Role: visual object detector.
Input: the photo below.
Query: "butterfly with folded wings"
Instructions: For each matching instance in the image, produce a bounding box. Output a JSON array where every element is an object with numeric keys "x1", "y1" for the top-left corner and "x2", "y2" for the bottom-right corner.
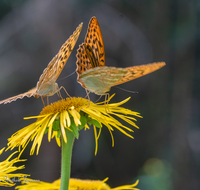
[{"x1": 0, "y1": 22, "x2": 83, "y2": 105}]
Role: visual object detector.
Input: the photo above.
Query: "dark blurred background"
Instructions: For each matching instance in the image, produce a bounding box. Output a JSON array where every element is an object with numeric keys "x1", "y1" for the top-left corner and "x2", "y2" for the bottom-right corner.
[{"x1": 0, "y1": 0, "x2": 199, "y2": 189}]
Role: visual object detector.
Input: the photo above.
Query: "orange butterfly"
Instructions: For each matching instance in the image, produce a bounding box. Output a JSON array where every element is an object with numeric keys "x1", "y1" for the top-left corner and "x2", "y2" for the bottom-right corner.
[
  {"x1": 0, "y1": 22, "x2": 83, "y2": 105},
  {"x1": 76, "y1": 17, "x2": 165, "y2": 95}
]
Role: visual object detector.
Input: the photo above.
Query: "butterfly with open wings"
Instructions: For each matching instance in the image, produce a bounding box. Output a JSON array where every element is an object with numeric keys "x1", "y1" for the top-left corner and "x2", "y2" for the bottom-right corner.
[
  {"x1": 76, "y1": 17, "x2": 165, "y2": 96},
  {"x1": 0, "y1": 22, "x2": 83, "y2": 105}
]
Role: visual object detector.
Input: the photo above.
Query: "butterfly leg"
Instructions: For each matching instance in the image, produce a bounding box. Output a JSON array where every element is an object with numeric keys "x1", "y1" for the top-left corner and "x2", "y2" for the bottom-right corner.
[
  {"x1": 59, "y1": 86, "x2": 71, "y2": 98},
  {"x1": 84, "y1": 89, "x2": 90, "y2": 99},
  {"x1": 104, "y1": 93, "x2": 110, "y2": 104},
  {"x1": 104, "y1": 93, "x2": 110, "y2": 113},
  {"x1": 41, "y1": 97, "x2": 46, "y2": 107},
  {"x1": 47, "y1": 96, "x2": 49, "y2": 105},
  {"x1": 56, "y1": 89, "x2": 63, "y2": 100},
  {"x1": 95, "y1": 95, "x2": 102, "y2": 103},
  {"x1": 84, "y1": 89, "x2": 91, "y2": 107}
]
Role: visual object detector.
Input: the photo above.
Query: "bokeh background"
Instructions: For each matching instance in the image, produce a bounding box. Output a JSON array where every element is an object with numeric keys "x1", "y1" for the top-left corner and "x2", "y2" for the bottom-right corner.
[{"x1": 0, "y1": 0, "x2": 199, "y2": 189}]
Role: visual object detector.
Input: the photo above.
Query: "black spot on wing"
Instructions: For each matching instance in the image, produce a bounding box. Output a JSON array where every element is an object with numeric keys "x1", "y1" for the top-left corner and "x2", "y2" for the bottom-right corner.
[
  {"x1": 99, "y1": 53, "x2": 103, "y2": 58},
  {"x1": 98, "y1": 41, "x2": 103, "y2": 47}
]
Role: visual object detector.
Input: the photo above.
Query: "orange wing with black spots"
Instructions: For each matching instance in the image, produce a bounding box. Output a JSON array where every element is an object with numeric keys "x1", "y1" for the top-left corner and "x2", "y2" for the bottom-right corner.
[
  {"x1": 112, "y1": 62, "x2": 166, "y2": 86},
  {"x1": 0, "y1": 22, "x2": 83, "y2": 104},
  {"x1": 76, "y1": 17, "x2": 165, "y2": 95},
  {"x1": 76, "y1": 17, "x2": 105, "y2": 78},
  {"x1": 37, "y1": 22, "x2": 83, "y2": 92},
  {"x1": 84, "y1": 17, "x2": 105, "y2": 68}
]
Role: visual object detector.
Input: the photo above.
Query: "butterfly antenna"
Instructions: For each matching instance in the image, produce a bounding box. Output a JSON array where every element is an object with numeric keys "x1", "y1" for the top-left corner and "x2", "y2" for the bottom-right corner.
[
  {"x1": 114, "y1": 86, "x2": 138, "y2": 94},
  {"x1": 57, "y1": 70, "x2": 76, "y2": 82}
]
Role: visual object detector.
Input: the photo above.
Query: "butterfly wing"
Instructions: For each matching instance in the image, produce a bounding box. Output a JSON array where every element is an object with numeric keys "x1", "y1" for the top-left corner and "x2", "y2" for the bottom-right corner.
[
  {"x1": 76, "y1": 17, "x2": 165, "y2": 95},
  {"x1": 79, "y1": 66, "x2": 128, "y2": 95},
  {"x1": 112, "y1": 62, "x2": 166, "y2": 86},
  {"x1": 0, "y1": 87, "x2": 37, "y2": 105},
  {"x1": 76, "y1": 17, "x2": 106, "y2": 89},
  {"x1": 78, "y1": 62, "x2": 165, "y2": 95},
  {"x1": 0, "y1": 23, "x2": 83, "y2": 105},
  {"x1": 36, "y1": 22, "x2": 83, "y2": 96},
  {"x1": 84, "y1": 16, "x2": 105, "y2": 68}
]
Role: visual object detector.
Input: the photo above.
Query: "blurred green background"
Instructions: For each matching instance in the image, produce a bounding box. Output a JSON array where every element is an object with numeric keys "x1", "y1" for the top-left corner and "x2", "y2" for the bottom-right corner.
[{"x1": 0, "y1": 0, "x2": 199, "y2": 189}]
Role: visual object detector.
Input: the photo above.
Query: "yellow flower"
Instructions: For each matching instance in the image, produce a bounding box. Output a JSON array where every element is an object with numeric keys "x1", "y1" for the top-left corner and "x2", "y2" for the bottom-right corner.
[
  {"x1": 7, "y1": 95, "x2": 142, "y2": 155},
  {"x1": 0, "y1": 148, "x2": 29, "y2": 187},
  {"x1": 15, "y1": 177, "x2": 140, "y2": 190}
]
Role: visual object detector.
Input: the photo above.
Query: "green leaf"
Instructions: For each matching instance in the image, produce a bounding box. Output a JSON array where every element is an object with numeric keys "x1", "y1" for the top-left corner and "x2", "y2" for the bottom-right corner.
[
  {"x1": 78, "y1": 115, "x2": 87, "y2": 130},
  {"x1": 57, "y1": 130, "x2": 61, "y2": 138},
  {"x1": 70, "y1": 120, "x2": 79, "y2": 139},
  {"x1": 44, "y1": 127, "x2": 49, "y2": 134},
  {"x1": 53, "y1": 119, "x2": 60, "y2": 131},
  {"x1": 88, "y1": 119, "x2": 101, "y2": 128}
]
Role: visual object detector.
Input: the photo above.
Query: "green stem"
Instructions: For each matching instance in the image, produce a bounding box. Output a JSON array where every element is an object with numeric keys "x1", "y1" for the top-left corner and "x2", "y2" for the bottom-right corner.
[{"x1": 60, "y1": 129, "x2": 75, "y2": 190}]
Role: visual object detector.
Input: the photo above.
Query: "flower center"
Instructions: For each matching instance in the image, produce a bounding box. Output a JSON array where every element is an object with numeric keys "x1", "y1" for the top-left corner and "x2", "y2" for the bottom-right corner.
[{"x1": 39, "y1": 97, "x2": 89, "y2": 115}]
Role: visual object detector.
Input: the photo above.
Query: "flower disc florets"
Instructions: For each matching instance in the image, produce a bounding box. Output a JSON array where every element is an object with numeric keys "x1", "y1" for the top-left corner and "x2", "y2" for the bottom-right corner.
[{"x1": 39, "y1": 97, "x2": 88, "y2": 116}]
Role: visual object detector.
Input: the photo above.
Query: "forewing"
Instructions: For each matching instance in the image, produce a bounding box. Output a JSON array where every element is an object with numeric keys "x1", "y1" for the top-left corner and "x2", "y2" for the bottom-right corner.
[
  {"x1": 0, "y1": 87, "x2": 37, "y2": 105},
  {"x1": 112, "y1": 62, "x2": 166, "y2": 86},
  {"x1": 37, "y1": 22, "x2": 83, "y2": 90},
  {"x1": 55, "y1": 22, "x2": 83, "y2": 80},
  {"x1": 76, "y1": 43, "x2": 95, "y2": 83},
  {"x1": 36, "y1": 54, "x2": 58, "y2": 90},
  {"x1": 84, "y1": 17, "x2": 105, "y2": 67},
  {"x1": 76, "y1": 17, "x2": 105, "y2": 87}
]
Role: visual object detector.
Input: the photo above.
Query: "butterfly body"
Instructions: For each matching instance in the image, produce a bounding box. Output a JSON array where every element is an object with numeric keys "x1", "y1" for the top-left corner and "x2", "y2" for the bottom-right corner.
[
  {"x1": 0, "y1": 23, "x2": 83, "y2": 105},
  {"x1": 76, "y1": 17, "x2": 165, "y2": 95}
]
